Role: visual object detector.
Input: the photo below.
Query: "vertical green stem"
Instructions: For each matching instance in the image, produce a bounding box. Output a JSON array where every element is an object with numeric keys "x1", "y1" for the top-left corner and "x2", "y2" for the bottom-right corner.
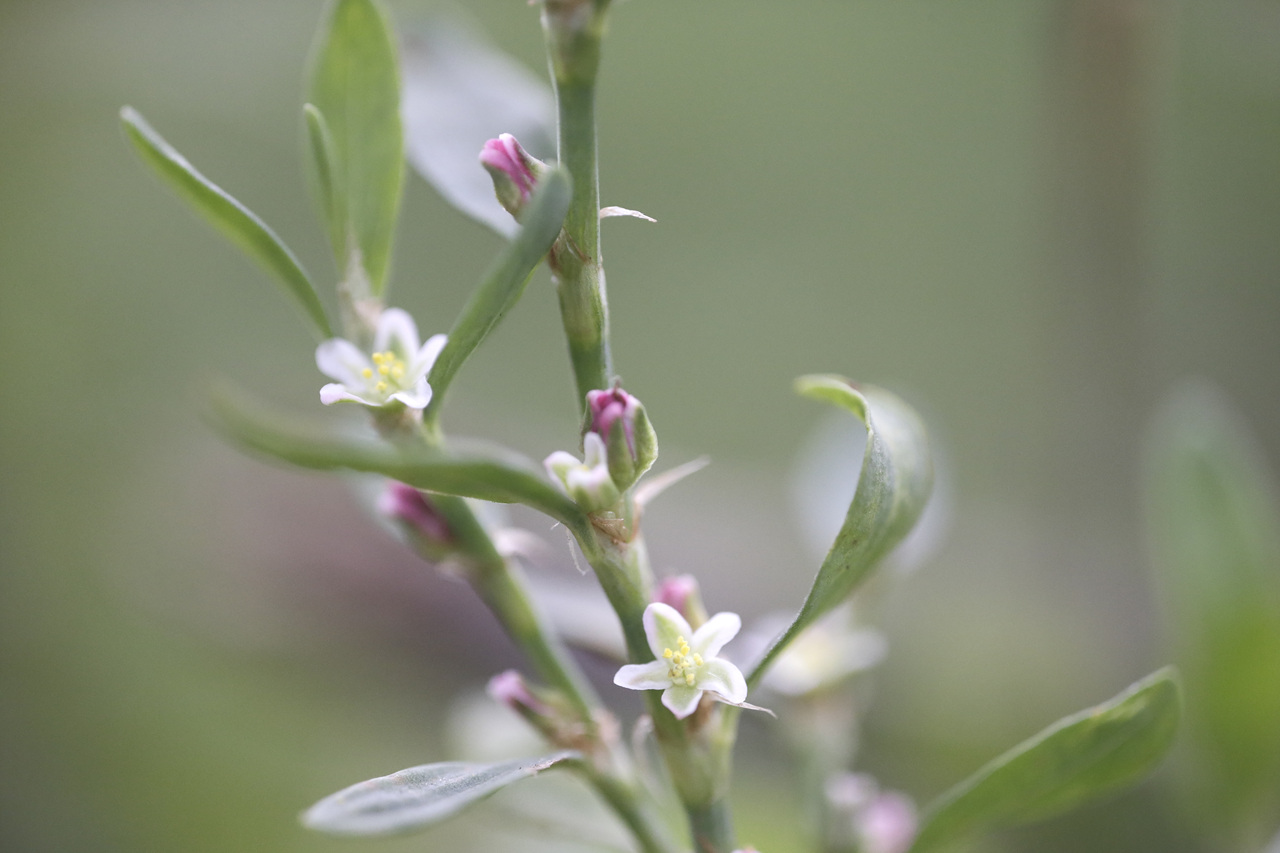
[{"x1": 543, "y1": 1, "x2": 613, "y2": 410}]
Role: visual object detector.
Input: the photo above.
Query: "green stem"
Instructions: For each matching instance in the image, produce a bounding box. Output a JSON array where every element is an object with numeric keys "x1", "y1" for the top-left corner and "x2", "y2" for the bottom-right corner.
[
  {"x1": 687, "y1": 797, "x2": 737, "y2": 853},
  {"x1": 543, "y1": 2, "x2": 613, "y2": 410},
  {"x1": 588, "y1": 769, "x2": 682, "y2": 853}
]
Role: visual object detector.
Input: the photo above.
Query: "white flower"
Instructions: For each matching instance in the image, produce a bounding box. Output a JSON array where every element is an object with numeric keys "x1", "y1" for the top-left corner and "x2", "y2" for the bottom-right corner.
[
  {"x1": 613, "y1": 602, "x2": 748, "y2": 719},
  {"x1": 544, "y1": 432, "x2": 620, "y2": 511},
  {"x1": 315, "y1": 308, "x2": 447, "y2": 410}
]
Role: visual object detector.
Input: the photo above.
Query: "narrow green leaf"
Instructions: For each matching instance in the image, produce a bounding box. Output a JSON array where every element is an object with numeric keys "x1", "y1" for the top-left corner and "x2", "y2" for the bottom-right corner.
[
  {"x1": 308, "y1": 0, "x2": 404, "y2": 295},
  {"x1": 748, "y1": 378, "x2": 932, "y2": 686},
  {"x1": 424, "y1": 167, "x2": 571, "y2": 423},
  {"x1": 1145, "y1": 381, "x2": 1280, "y2": 844},
  {"x1": 119, "y1": 106, "x2": 332, "y2": 339},
  {"x1": 910, "y1": 668, "x2": 1182, "y2": 853},
  {"x1": 302, "y1": 103, "x2": 345, "y2": 263},
  {"x1": 303, "y1": 751, "x2": 582, "y2": 836},
  {"x1": 206, "y1": 386, "x2": 593, "y2": 544}
]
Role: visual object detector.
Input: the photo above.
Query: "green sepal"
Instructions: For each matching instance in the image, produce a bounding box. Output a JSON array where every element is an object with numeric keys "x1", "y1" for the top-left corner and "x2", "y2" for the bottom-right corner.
[
  {"x1": 748, "y1": 377, "x2": 932, "y2": 687},
  {"x1": 909, "y1": 668, "x2": 1182, "y2": 852},
  {"x1": 119, "y1": 106, "x2": 332, "y2": 340},
  {"x1": 302, "y1": 751, "x2": 583, "y2": 837},
  {"x1": 206, "y1": 385, "x2": 594, "y2": 545},
  {"x1": 307, "y1": 0, "x2": 404, "y2": 296},
  {"x1": 603, "y1": 400, "x2": 657, "y2": 493},
  {"x1": 424, "y1": 168, "x2": 572, "y2": 425}
]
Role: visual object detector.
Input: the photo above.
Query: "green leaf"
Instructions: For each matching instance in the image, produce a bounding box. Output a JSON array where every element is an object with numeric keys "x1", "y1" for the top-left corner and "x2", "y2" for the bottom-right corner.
[
  {"x1": 1145, "y1": 381, "x2": 1280, "y2": 845},
  {"x1": 302, "y1": 751, "x2": 582, "y2": 836},
  {"x1": 302, "y1": 103, "x2": 344, "y2": 263},
  {"x1": 308, "y1": 0, "x2": 404, "y2": 295},
  {"x1": 748, "y1": 378, "x2": 932, "y2": 686},
  {"x1": 424, "y1": 167, "x2": 571, "y2": 423},
  {"x1": 205, "y1": 386, "x2": 594, "y2": 544},
  {"x1": 909, "y1": 668, "x2": 1182, "y2": 853},
  {"x1": 119, "y1": 106, "x2": 332, "y2": 339}
]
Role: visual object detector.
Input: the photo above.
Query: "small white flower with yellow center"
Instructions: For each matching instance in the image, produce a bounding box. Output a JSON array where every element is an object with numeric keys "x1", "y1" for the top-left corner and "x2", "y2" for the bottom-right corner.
[
  {"x1": 613, "y1": 602, "x2": 748, "y2": 719},
  {"x1": 315, "y1": 308, "x2": 447, "y2": 410}
]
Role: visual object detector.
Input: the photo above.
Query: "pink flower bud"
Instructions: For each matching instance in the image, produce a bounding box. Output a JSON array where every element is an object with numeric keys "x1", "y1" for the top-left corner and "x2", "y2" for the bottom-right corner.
[
  {"x1": 486, "y1": 670, "x2": 550, "y2": 718},
  {"x1": 379, "y1": 481, "x2": 453, "y2": 547},
  {"x1": 479, "y1": 133, "x2": 545, "y2": 219},
  {"x1": 586, "y1": 386, "x2": 639, "y2": 449},
  {"x1": 654, "y1": 575, "x2": 708, "y2": 628}
]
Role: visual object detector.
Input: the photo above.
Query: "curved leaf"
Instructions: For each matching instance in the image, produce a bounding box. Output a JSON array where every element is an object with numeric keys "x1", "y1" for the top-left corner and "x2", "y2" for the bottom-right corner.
[
  {"x1": 206, "y1": 386, "x2": 594, "y2": 544},
  {"x1": 910, "y1": 668, "x2": 1182, "y2": 852},
  {"x1": 303, "y1": 751, "x2": 582, "y2": 836},
  {"x1": 401, "y1": 18, "x2": 555, "y2": 237},
  {"x1": 749, "y1": 377, "x2": 932, "y2": 686},
  {"x1": 302, "y1": 103, "x2": 344, "y2": 263},
  {"x1": 308, "y1": 0, "x2": 404, "y2": 294},
  {"x1": 119, "y1": 107, "x2": 332, "y2": 339},
  {"x1": 424, "y1": 167, "x2": 572, "y2": 423}
]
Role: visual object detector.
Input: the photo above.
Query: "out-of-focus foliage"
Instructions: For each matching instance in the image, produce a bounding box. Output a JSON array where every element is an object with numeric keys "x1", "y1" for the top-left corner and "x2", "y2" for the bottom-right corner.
[{"x1": 1146, "y1": 382, "x2": 1280, "y2": 851}]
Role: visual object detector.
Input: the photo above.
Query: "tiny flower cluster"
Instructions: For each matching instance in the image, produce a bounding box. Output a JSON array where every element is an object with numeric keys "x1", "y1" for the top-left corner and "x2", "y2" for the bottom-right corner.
[{"x1": 315, "y1": 307, "x2": 446, "y2": 411}]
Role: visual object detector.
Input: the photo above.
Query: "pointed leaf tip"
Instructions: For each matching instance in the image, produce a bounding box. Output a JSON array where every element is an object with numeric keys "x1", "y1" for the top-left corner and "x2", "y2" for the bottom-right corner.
[{"x1": 302, "y1": 751, "x2": 582, "y2": 836}]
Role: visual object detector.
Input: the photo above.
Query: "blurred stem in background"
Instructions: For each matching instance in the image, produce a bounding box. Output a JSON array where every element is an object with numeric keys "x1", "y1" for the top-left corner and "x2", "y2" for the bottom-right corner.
[{"x1": 1043, "y1": 0, "x2": 1169, "y2": 527}]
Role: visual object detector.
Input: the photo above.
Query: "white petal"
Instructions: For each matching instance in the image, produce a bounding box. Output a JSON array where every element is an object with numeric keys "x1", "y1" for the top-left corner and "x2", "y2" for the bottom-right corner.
[
  {"x1": 692, "y1": 611, "x2": 742, "y2": 658},
  {"x1": 698, "y1": 659, "x2": 748, "y2": 704},
  {"x1": 582, "y1": 431, "x2": 608, "y2": 468},
  {"x1": 389, "y1": 380, "x2": 432, "y2": 411},
  {"x1": 316, "y1": 338, "x2": 371, "y2": 386},
  {"x1": 599, "y1": 205, "x2": 656, "y2": 222},
  {"x1": 661, "y1": 685, "x2": 704, "y2": 719},
  {"x1": 613, "y1": 661, "x2": 672, "y2": 691},
  {"x1": 544, "y1": 451, "x2": 582, "y2": 487},
  {"x1": 373, "y1": 307, "x2": 421, "y2": 355},
  {"x1": 412, "y1": 333, "x2": 448, "y2": 377},
  {"x1": 320, "y1": 383, "x2": 366, "y2": 405},
  {"x1": 643, "y1": 602, "x2": 694, "y2": 661}
]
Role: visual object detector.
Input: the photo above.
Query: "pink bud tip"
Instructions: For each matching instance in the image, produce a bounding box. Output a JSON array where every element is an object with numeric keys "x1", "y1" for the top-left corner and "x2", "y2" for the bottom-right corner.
[
  {"x1": 486, "y1": 670, "x2": 548, "y2": 717},
  {"x1": 586, "y1": 386, "x2": 638, "y2": 449},
  {"x1": 857, "y1": 793, "x2": 917, "y2": 853},
  {"x1": 479, "y1": 133, "x2": 536, "y2": 200},
  {"x1": 654, "y1": 575, "x2": 699, "y2": 616},
  {"x1": 379, "y1": 481, "x2": 452, "y2": 544}
]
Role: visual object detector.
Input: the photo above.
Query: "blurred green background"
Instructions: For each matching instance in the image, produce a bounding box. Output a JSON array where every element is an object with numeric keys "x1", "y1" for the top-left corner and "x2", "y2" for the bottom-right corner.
[{"x1": 2, "y1": 1, "x2": 1278, "y2": 850}]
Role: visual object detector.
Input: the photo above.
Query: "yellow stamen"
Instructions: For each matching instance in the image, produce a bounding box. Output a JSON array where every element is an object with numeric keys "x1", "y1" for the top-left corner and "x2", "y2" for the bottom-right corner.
[{"x1": 362, "y1": 368, "x2": 373, "y2": 379}]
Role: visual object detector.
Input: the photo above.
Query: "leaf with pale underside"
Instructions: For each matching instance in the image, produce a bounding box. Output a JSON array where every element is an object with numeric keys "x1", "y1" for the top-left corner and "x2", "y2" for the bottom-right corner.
[
  {"x1": 748, "y1": 377, "x2": 932, "y2": 686},
  {"x1": 401, "y1": 18, "x2": 555, "y2": 237},
  {"x1": 909, "y1": 669, "x2": 1182, "y2": 852},
  {"x1": 303, "y1": 752, "x2": 581, "y2": 836}
]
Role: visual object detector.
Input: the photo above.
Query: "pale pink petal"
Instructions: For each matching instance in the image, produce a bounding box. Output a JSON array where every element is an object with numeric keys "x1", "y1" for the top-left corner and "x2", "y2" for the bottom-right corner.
[
  {"x1": 643, "y1": 603, "x2": 694, "y2": 661},
  {"x1": 315, "y1": 338, "x2": 371, "y2": 386},
  {"x1": 661, "y1": 684, "x2": 703, "y2": 719},
  {"x1": 692, "y1": 611, "x2": 742, "y2": 658},
  {"x1": 614, "y1": 660, "x2": 672, "y2": 691},
  {"x1": 698, "y1": 658, "x2": 748, "y2": 704}
]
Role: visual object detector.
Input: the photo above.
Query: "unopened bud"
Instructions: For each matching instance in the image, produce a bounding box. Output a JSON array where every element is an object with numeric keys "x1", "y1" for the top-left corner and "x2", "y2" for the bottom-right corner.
[
  {"x1": 379, "y1": 481, "x2": 455, "y2": 560},
  {"x1": 654, "y1": 575, "x2": 708, "y2": 629},
  {"x1": 824, "y1": 773, "x2": 917, "y2": 853},
  {"x1": 479, "y1": 133, "x2": 546, "y2": 221},
  {"x1": 487, "y1": 670, "x2": 552, "y2": 719},
  {"x1": 585, "y1": 386, "x2": 657, "y2": 492}
]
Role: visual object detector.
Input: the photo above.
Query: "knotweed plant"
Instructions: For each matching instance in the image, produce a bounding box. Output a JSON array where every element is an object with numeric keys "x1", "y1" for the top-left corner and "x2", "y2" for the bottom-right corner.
[{"x1": 121, "y1": 2, "x2": 1183, "y2": 851}]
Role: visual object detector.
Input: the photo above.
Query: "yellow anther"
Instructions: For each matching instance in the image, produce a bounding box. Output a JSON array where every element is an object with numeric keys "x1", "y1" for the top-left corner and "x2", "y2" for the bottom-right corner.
[
  {"x1": 685, "y1": 674, "x2": 695, "y2": 686},
  {"x1": 693, "y1": 654, "x2": 703, "y2": 666},
  {"x1": 375, "y1": 380, "x2": 389, "y2": 393},
  {"x1": 680, "y1": 644, "x2": 690, "y2": 656},
  {"x1": 362, "y1": 367, "x2": 373, "y2": 379},
  {"x1": 663, "y1": 648, "x2": 673, "y2": 659},
  {"x1": 378, "y1": 364, "x2": 391, "y2": 376},
  {"x1": 391, "y1": 364, "x2": 405, "y2": 379}
]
